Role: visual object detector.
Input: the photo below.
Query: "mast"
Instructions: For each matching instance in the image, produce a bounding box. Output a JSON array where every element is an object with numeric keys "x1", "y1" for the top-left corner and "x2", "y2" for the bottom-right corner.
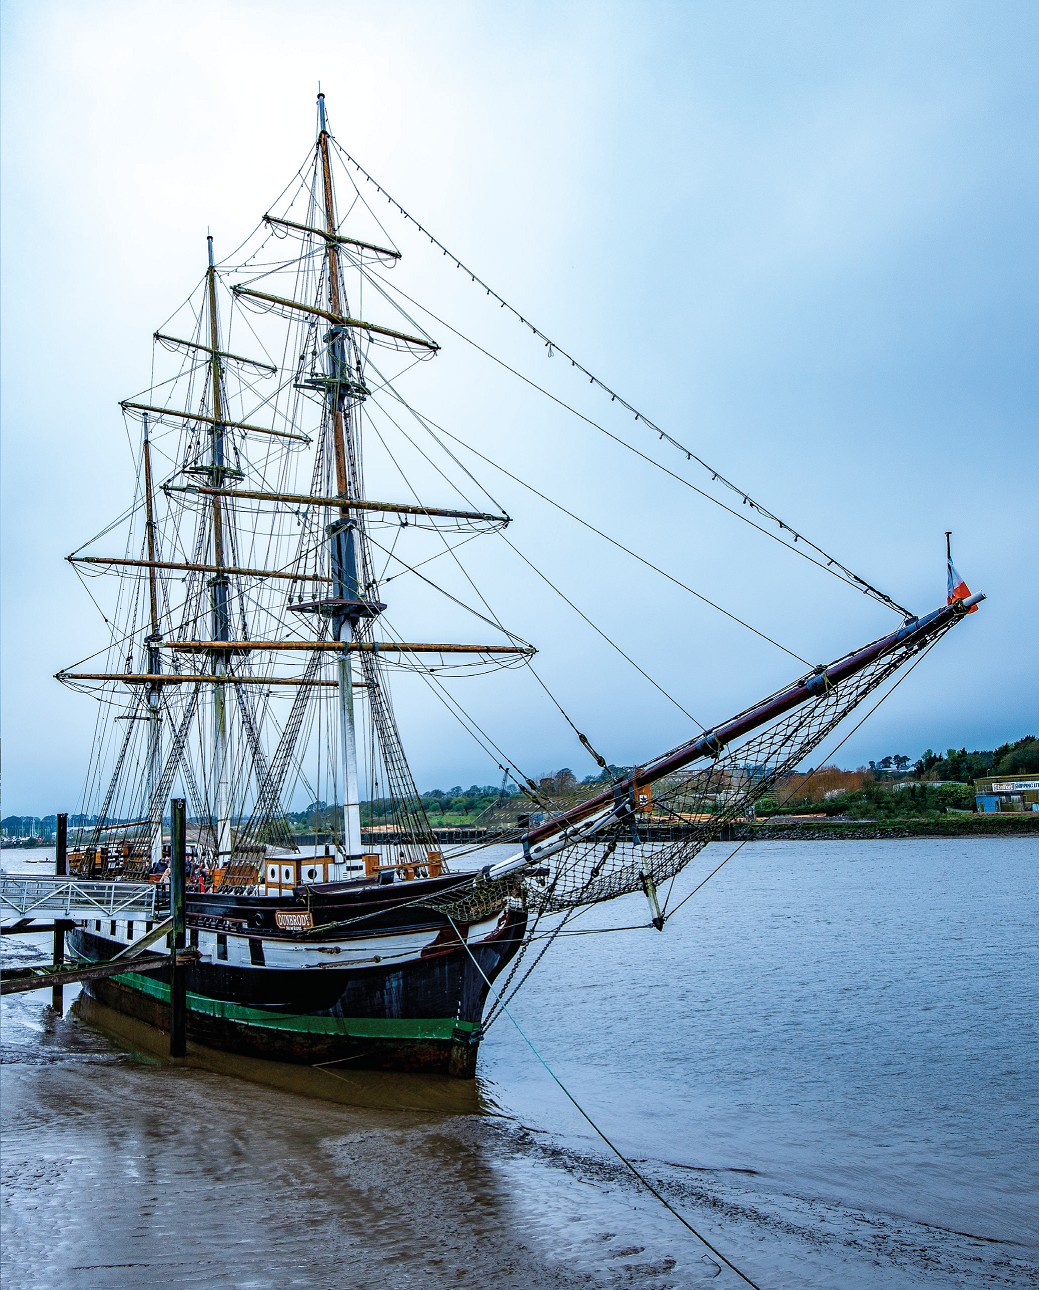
[
  {"x1": 317, "y1": 91, "x2": 364, "y2": 857},
  {"x1": 142, "y1": 413, "x2": 164, "y2": 868},
  {"x1": 206, "y1": 235, "x2": 232, "y2": 862}
]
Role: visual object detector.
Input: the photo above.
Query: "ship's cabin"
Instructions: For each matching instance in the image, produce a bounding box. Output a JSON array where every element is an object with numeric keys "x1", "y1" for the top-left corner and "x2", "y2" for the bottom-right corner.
[{"x1": 262, "y1": 850, "x2": 444, "y2": 896}]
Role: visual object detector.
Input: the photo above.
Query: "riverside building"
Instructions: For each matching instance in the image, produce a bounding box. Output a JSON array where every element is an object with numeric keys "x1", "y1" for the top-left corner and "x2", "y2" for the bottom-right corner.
[{"x1": 974, "y1": 774, "x2": 1039, "y2": 813}]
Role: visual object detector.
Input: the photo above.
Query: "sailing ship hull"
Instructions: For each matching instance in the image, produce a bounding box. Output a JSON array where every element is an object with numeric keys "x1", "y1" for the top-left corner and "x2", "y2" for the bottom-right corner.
[{"x1": 67, "y1": 900, "x2": 526, "y2": 1078}]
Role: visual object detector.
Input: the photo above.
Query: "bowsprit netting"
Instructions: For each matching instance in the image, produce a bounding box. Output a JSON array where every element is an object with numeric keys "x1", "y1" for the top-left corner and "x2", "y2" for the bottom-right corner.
[
  {"x1": 413, "y1": 618, "x2": 957, "y2": 934},
  {"x1": 529, "y1": 638, "x2": 933, "y2": 914}
]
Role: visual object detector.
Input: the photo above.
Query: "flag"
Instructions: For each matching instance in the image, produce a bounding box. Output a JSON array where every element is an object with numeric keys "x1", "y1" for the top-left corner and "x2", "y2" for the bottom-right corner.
[{"x1": 947, "y1": 559, "x2": 978, "y2": 612}]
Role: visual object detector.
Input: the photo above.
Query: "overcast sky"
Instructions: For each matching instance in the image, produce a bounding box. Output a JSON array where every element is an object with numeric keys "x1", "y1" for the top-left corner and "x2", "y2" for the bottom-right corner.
[{"x1": 2, "y1": 0, "x2": 1036, "y2": 815}]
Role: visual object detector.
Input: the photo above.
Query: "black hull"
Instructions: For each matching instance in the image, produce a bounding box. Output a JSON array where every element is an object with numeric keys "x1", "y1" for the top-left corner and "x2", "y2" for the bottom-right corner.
[{"x1": 69, "y1": 906, "x2": 525, "y2": 1078}]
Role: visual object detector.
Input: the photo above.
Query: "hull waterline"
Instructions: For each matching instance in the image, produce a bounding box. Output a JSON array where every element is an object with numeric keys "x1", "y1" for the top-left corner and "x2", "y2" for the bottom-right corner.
[{"x1": 68, "y1": 900, "x2": 526, "y2": 1079}]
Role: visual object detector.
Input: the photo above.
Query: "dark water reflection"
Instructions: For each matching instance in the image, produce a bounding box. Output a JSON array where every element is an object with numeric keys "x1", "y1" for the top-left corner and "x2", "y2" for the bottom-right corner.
[{"x1": 2, "y1": 839, "x2": 1037, "y2": 1288}]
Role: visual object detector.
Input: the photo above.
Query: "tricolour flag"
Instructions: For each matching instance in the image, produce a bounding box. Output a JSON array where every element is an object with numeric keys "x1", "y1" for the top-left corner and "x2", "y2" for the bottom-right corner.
[{"x1": 947, "y1": 559, "x2": 978, "y2": 612}]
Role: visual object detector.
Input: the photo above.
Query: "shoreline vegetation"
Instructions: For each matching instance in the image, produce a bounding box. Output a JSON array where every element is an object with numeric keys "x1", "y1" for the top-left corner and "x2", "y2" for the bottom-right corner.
[
  {"x1": 738, "y1": 814, "x2": 1039, "y2": 840},
  {"x1": 4, "y1": 737, "x2": 1036, "y2": 847}
]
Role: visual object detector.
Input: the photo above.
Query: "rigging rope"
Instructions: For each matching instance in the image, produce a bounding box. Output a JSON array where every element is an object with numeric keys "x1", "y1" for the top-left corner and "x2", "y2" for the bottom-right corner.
[
  {"x1": 333, "y1": 138, "x2": 910, "y2": 620},
  {"x1": 388, "y1": 393, "x2": 812, "y2": 668}
]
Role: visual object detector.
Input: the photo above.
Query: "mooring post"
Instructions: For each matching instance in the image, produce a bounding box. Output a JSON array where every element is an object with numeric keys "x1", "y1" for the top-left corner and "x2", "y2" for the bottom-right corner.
[
  {"x1": 55, "y1": 814, "x2": 68, "y2": 877},
  {"x1": 51, "y1": 813, "x2": 69, "y2": 1011},
  {"x1": 169, "y1": 798, "x2": 187, "y2": 1057}
]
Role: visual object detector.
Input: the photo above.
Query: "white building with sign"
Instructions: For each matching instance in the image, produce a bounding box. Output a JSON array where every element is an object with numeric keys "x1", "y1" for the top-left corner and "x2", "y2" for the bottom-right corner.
[{"x1": 974, "y1": 774, "x2": 1039, "y2": 813}]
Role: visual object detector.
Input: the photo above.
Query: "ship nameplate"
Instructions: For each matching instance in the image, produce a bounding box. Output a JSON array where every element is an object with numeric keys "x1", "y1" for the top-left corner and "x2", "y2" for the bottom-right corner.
[{"x1": 275, "y1": 910, "x2": 315, "y2": 931}]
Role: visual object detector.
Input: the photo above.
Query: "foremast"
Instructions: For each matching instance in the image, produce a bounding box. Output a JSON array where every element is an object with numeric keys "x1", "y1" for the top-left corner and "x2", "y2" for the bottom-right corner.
[{"x1": 205, "y1": 235, "x2": 233, "y2": 861}]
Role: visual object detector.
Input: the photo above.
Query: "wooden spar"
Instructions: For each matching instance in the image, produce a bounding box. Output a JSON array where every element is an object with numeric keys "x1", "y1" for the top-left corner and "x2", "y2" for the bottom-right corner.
[
  {"x1": 231, "y1": 287, "x2": 439, "y2": 354},
  {"x1": 71, "y1": 556, "x2": 330, "y2": 583},
  {"x1": 120, "y1": 402, "x2": 309, "y2": 443},
  {"x1": 141, "y1": 417, "x2": 160, "y2": 637},
  {"x1": 263, "y1": 214, "x2": 401, "y2": 260},
  {"x1": 207, "y1": 244, "x2": 227, "y2": 574},
  {"x1": 153, "y1": 332, "x2": 277, "y2": 375},
  {"x1": 176, "y1": 485, "x2": 509, "y2": 526},
  {"x1": 158, "y1": 641, "x2": 535, "y2": 654},
  {"x1": 58, "y1": 672, "x2": 343, "y2": 687},
  {"x1": 523, "y1": 594, "x2": 985, "y2": 848},
  {"x1": 316, "y1": 120, "x2": 351, "y2": 513}
]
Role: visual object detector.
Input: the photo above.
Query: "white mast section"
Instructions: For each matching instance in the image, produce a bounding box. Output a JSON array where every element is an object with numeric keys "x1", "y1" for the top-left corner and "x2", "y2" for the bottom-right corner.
[
  {"x1": 337, "y1": 638, "x2": 362, "y2": 856},
  {"x1": 206, "y1": 235, "x2": 232, "y2": 862}
]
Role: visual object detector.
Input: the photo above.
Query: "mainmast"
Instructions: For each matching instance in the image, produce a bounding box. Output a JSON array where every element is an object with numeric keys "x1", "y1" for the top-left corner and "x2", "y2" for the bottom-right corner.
[
  {"x1": 317, "y1": 91, "x2": 365, "y2": 857},
  {"x1": 206, "y1": 235, "x2": 232, "y2": 862},
  {"x1": 142, "y1": 413, "x2": 164, "y2": 868}
]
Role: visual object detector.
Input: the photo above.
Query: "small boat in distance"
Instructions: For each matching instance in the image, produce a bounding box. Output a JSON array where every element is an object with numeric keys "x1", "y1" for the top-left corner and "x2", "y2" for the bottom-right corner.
[{"x1": 55, "y1": 94, "x2": 982, "y2": 1076}]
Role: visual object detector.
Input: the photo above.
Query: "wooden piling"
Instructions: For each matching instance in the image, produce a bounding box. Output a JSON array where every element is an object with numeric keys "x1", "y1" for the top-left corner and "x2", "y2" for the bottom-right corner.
[
  {"x1": 55, "y1": 814, "x2": 68, "y2": 877},
  {"x1": 51, "y1": 814, "x2": 68, "y2": 1011},
  {"x1": 51, "y1": 922, "x2": 65, "y2": 1011},
  {"x1": 169, "y1": 799, "x2": 187, "y2": 1057}
]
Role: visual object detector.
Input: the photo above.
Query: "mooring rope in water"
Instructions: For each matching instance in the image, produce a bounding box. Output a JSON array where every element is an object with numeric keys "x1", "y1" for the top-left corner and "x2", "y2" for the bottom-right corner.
[{"x1": 448, "y1": 915, "x2": 764, "y2": 1289}]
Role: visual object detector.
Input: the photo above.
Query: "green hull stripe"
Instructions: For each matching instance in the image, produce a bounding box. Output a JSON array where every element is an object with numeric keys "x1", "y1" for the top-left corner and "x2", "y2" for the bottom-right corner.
[{"x1": 111, "y1": 972, "x2": 477, "y2": 1041}]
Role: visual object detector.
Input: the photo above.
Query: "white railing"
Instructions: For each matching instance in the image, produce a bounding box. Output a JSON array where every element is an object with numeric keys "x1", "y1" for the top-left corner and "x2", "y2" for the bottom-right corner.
[{"x1": 0, "y1": 875, "x2": 162, "y2": 920}]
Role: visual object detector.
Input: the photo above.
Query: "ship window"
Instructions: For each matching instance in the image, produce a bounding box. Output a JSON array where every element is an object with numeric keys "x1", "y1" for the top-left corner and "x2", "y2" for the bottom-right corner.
[
  {"x1": 110, "y1": 921, "x2": 117, "y2": 937},
  {"x1": 216, "y1": 933, "x2": 228, "y2": 961},
  {"x1": 248, "y1": 938, "x2": 265, "y2": 966},
  {"x1": 268, "y1": 866, "x2": 278, "y2": 881},
  {"x1": 282, "y1": 866, "x2": 294, "y2": 883},
  {"x1": 190, "y1": 928, "x2": 199, "y2": 949},
  {"x1": 127, "y1": 921, "x2": 134, "y2": 939},
  {"x1": 306, "y1": 867, "x2": 318, "y2": 882}
]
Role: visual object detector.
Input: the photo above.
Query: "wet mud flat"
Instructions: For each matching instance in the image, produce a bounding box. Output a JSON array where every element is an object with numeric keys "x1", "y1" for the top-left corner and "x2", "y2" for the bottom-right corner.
[
  {"x1": 4, "y1": 841, "x2": 1039, "y2": 1289},
  {"x1": 2, "y1": 1002, "x2": 1036, "y2": 1289},
  {"x1": 0, "y1": 1010, "x2": 710, "y2": 1290}
]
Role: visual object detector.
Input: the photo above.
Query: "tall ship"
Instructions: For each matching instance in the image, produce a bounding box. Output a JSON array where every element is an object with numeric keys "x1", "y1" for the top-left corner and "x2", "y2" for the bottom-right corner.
[{"x1": 55, "y1": 95, "x2": 982, "y2": 1077}]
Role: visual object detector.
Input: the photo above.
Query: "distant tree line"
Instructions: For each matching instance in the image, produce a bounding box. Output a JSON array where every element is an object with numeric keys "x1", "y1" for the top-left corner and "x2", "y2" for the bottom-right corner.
[
  {"x1": 287, "y1": 766, "x2": 630, "y2": 830},
  {"x1": 760, "y1": 735, "x2": 1038, "y2": 819},
  {"x1": 7, "y1": 741, "x2": 1036, "y2": 835},
  {"x1": 912, "y1": 735, "x2": 1038, "y2": 782}
]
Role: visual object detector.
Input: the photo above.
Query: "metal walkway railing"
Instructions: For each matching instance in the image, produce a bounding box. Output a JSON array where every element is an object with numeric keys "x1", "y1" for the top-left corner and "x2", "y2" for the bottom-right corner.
[{"x1": 0, "y1": 875, "x2": 163, "y2": 921}]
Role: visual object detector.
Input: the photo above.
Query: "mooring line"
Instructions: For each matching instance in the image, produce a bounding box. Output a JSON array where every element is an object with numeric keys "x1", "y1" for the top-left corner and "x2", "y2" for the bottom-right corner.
[{"x1": 448, "y1": 916, "x2": 764, "y2": 1289}]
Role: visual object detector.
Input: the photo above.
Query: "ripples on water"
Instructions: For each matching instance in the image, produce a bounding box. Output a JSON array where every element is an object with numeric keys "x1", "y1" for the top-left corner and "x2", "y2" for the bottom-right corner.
[{"x1": 2, "y1": 838, "x2": 1036, "y2": 1288}]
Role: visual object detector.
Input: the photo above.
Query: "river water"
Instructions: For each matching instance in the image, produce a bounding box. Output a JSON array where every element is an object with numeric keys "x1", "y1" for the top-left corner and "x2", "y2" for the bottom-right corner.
[{"x1": 1, "y1": 837, "x2": 1036, "y2": 1288}]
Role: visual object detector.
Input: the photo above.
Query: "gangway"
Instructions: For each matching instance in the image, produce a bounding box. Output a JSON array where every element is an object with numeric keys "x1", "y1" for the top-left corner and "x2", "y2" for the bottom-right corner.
[
  {"x1": 1, "y1": 802, "x2": 191, "y2": 1056},
  {"x1": 0, "y1": 875, "x2": 164, "y2": 923},
  {"x1": 0, "y1": 941, "x2": 199, "y2": 997}
]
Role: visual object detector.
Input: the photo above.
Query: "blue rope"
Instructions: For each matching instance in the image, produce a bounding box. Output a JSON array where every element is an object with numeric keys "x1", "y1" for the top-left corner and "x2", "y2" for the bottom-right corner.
[{"x1": 448, "y1": 915, "x2": 764, "y2": 1289}]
